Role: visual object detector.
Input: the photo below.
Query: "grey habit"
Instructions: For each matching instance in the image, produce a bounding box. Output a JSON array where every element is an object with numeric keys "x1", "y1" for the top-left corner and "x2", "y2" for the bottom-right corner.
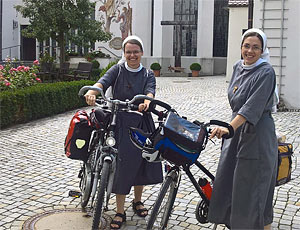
[
  {"x1": 98, "y1": 63, "x2": 163, "y2": 195},
  {"x1": 207, "y1": 61, "x2": 278, "y2": 229}
]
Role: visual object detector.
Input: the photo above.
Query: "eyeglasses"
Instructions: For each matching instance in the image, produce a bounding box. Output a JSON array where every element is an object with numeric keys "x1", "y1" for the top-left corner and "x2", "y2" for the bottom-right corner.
[
  {"x1": 125, "y1": 50, "x2": 142, "y2": 55},
  {"x1": 242, "y1": 44, "x2": 262, "y2": 51}
]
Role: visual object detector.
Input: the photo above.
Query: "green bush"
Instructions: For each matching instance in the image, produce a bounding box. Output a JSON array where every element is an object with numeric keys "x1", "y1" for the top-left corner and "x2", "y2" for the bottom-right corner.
[
  {"x1": 91, "y1": 59, "x2": 100, "y2": 69},
  {"x1": 91, "y1": 69, "x2": 102, "y2": 81},
  {"x1": 150, "y1": 62, "x2": 161, "y2": 70},
  {"x1": 189, "y1": 63, "x2": 201, "y2": 71},
  {"x1": 100, "y1": 60, "x2": 118, "y2": 77},
  {"x1": 0, "y1": 80, "x2": 95, "y2": 129}
]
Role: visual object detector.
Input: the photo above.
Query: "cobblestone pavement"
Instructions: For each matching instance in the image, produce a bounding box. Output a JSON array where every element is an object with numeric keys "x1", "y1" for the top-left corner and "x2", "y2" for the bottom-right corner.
[{"x1": 0, "y1": 76, "x2": 299, "y2": 230}]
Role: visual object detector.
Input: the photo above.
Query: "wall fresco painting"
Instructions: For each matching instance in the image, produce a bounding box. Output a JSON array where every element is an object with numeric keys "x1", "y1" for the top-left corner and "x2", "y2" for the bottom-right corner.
[{"x1": 98, "y1": 0, "x2": 133, "y2": 49}]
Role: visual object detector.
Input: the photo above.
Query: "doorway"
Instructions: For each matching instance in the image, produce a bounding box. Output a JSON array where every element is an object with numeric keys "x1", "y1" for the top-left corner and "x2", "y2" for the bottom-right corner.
[{"x1": 21, "y1": 25, "x2": 36, "y2": 61}]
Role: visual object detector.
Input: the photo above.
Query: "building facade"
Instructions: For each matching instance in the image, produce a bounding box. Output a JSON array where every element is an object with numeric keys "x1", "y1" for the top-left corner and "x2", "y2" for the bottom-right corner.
[
  {"x1": 94, "y1": 0, "x2": 229, "y2": 76},
  {"x1": 1, "y1": 0, "x2": 299, "y2": 108}
]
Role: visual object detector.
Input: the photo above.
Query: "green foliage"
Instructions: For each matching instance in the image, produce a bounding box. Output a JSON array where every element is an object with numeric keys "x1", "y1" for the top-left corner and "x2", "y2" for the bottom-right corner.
[
  {"x1": 91, "y1": 69, "x2": 102, "y2": 81},
  {"x1": 39, "y1": 51, "x2": 56, "y2": 64},
  {"x1": 100, "y1": 60, "x2": 119, "y2": 77},
  {"x1": 0, "y1": 59, "x2": 41, "y2": 91},
  {"x1": 190, "y1": 63, "x2": 201, "y2": 71},
  {"x1": 91, "y1": 59, "x2": 100, "y2": 69},
  {"x1": 0, "y1": 80, "x2": 95, "y2": 129},
  {"x1": 15, "y1": 0, "x2": 112, "y2": 63},
  {"x1": 65, "y1": 50, "x2": 79, "y2": 61},
  {"x1": 85, "y1": 50, "x2": 111, "y2": 62},
  {"x1": 150, "y1": 62, "x2": 161, "y2": 70}
]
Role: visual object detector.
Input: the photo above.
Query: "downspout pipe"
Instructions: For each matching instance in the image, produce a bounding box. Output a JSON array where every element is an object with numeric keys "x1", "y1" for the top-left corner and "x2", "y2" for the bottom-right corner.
[
  {"x1": 248, "y1": 0, "x2": 254, "y2": 29},
  {"x1": 0, "y1": 0, "x2": 3, "y2": 61},
  {"x1": 150, "y1": 0, "x2": 154, "y2": 56}
]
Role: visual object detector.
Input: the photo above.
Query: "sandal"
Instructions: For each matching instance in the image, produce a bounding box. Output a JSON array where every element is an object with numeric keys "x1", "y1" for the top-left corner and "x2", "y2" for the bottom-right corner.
[
  {"x1": 132, "y1": 200, "x2": 148, "y2": 217},
  {"x1": 110, "y1": 212, "x2": 126, "y2": 229}
]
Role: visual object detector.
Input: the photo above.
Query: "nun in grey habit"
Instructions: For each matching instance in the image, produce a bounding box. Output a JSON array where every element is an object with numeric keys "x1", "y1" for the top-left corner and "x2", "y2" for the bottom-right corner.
[{"x1": 207, "y1": 28, "x2": 278, "y2": 229}]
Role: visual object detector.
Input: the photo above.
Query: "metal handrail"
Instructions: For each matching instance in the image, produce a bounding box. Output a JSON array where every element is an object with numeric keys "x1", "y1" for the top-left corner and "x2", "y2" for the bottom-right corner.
[
  {"x1": 2, "y1": 45, "x2": 21, "y2": 50},
  {"x1": 1, "y1": 45, "x2": 21, "y2": 60},
  {"x1": 97, "y1": 46, "x2": 121, "y2": 58}
]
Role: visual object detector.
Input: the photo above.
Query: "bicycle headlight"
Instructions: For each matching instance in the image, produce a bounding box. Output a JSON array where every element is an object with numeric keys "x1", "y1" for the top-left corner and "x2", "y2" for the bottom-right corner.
[{"x1": 106, "y1": 136, "x2": 116, "y2": 147}]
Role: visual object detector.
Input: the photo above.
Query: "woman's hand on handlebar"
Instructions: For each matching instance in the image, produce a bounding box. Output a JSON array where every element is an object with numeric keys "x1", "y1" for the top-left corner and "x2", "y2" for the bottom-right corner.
[
  {"x1": 138, "y1": 93, "x2": 154, "y2": 112},
  {"x1": 85, "y1": 94, "x2": 96, "y2": 106},
  {"x1": 210, "y1": 127, "x2": 229, "y2": 139},
  {"x1": 138, "y1": 99, "x2": 151, "y2": 112},
  {"x1": 83, "y1": 83, "x2": 103, "y2": 106}
]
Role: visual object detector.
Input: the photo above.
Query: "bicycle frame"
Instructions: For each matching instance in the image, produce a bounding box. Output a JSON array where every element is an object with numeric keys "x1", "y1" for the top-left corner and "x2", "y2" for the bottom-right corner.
[
  {"x1": 77, "y1": 85, "x2": 155, "y2": 229},
  {"x1": 90, "y1": 103, "x2": 119, "y2": 211},
  {"x1": 182, "y1": 161, "x2": 215, "y2": 205}
]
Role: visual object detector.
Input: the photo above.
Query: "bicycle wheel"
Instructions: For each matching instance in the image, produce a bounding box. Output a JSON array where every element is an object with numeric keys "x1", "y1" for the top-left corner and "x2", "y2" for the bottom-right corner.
[
  {"x1": 92, "y1": 161, "x2": 110, "y2": 230},
  {"x1": 79, "y1": 162, "x2": 92, "y2": 208},
  {"x1": 147, "y1": 175, "x2": 179, "y2": 230}
]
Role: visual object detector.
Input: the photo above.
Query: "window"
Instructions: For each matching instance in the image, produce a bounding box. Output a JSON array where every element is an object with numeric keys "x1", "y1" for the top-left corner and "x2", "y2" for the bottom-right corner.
[
  {"x1": 174, "y1": 0, "x2": 198, "y2": 56},
  {"x1": 213, "y1": 0, "x2": 229, "y2": 57}
]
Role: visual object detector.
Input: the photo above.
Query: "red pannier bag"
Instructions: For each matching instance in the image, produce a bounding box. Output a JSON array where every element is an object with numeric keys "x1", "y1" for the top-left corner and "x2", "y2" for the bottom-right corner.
[{"x1": 64, "y1": 110, "x2": 92, "y2": 162}]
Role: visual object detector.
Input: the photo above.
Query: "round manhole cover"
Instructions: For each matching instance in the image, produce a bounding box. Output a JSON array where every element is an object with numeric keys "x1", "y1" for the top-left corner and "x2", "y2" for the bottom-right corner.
[{"x1": 22, "y1": 209, "x2": 111, "y2": 230}]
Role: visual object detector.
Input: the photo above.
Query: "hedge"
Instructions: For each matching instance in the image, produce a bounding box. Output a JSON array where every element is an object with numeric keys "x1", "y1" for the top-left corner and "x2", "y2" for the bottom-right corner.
[{"x1": 0, "y1": 80, "x2": 95, "y2": 129}]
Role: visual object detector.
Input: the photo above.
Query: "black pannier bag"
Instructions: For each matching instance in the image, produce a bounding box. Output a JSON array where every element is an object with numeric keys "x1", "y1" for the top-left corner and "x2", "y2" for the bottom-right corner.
[
  {"x1": 153, "y1": 112, "x2": 207, "y2": 166},
  {"x1": 65, "y1": 110, "x2": 92, "y2": 162},
  {"x1": 90, "y1": 108, "x2": 111, "y2": 130},
  {"x1": 276, "y1": 142, "x2": 293, "y2": 186}
]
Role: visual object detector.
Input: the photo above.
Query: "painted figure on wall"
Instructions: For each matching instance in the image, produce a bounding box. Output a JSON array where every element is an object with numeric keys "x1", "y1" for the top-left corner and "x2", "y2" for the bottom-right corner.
[
  {"x1": 115, "y1": 1, "x2": 132, "y2": 40},
  {"x1": 98, "y1": 0, "x2": 132, "y2": 41},
  {"x1": 98, "y1": 0, "x2": 116, "y2": 33}
]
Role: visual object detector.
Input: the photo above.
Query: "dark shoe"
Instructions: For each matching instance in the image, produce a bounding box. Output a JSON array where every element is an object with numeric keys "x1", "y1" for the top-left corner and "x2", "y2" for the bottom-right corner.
[
  {"x1": 110, "y1": 212, "x2": 126, "y2": 229},
  {"x1": 132, "y1": 200, "x2": 148, "y2": 217}
]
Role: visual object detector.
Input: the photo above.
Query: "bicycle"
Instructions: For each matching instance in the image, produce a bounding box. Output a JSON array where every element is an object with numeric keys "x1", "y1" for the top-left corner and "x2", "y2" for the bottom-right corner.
[
  {"x1": 76, "y1": 85, "x2": 154, "y2": 230},
  {"x1": 129, "y1": 98, "x2": 234, "y2": 230}
]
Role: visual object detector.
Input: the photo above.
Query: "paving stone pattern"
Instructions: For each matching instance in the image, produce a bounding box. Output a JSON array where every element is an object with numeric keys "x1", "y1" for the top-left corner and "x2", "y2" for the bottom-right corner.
[{"x1": 0, "y1": 76, "x2": 299, "y2": 230}]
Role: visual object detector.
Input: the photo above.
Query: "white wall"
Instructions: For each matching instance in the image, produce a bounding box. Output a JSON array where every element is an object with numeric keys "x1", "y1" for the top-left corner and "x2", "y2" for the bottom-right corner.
[
  {"x1": 197, "y1": 0, "x2": 214, "y2": 58},
  {"x1": 253, "y1": 0, "x2": 300, "y2": 109},
  {"x1": 282, "y1": 0, "x2": 300, "y2": 109},
  {"x1": 226, "y1": 7, "x2": 248, "y2": 81},
  {"x1": 2, "y1": 0, "x2": 22, "y2": 59}
]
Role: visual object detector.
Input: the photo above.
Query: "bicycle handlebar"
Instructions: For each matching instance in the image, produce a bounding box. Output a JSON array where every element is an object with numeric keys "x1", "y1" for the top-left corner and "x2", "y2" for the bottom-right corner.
[
  {"x1": 148, "y1": 99, "x2": 173, "y2": 118},
  {"x1": 209, "y1": 120, "x2": 234, "y2": 139},
  {"x1": 78, "y1": 86, "x2": 154, "y2": 108}
]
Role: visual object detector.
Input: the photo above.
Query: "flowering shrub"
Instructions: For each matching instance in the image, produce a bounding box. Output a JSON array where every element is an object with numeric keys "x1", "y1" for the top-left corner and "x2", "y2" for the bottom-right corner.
[{"x1": 0, "y1": 59, "x2": 41, "y2": 91}]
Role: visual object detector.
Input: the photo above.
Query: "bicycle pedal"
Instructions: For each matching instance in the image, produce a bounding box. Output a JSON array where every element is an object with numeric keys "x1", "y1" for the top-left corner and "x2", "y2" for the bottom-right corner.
[{"x1": 69, "y1": 190, "x2": 81, "y2": 198}]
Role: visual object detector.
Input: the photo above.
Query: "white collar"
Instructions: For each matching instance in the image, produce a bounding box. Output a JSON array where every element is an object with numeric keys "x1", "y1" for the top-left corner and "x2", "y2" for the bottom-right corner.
[
  {"x1": 241, "y1": 58, "x2": 267, "y2": 70},
  {"x1": 125, "y1": 62, "x2": 143, "y2": 72}
]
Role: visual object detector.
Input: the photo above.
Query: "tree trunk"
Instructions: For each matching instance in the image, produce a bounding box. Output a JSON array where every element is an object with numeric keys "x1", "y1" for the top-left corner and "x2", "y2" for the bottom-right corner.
[{"x1": 58, "y1": 33, "x2": 65, "y2": 69}]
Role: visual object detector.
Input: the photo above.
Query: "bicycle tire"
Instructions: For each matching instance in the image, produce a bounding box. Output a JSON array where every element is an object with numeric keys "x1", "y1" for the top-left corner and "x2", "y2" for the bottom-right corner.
[
  {"x1": 147, "y1": 175, "x2": 178, "y2": 230},
  {"x1": 92, "y1": 161, "x2": 110, "y2": 230},
  {"x1": 80, "y1": 162, "x2": 92, "y2": 208}
]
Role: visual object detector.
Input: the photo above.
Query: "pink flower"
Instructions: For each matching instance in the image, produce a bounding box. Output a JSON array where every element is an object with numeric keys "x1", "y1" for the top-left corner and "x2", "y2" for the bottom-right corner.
[
  {"x1": 5, "y1": 82, "x2": 11, "y2": 86},
  {"x1": 35, "y1": 77, "x2": 41, "y2": 82},
  {"x1": 9, "y1": 68, "x2": 17, "y2": 73},
  {"x1": 17, "y1": 66, "x2": 25, "y2": 71},
  {"x1": 24, "y1": 66, "x2": 30, "y2": 72},
  {"x1": 33, "y1": 73, "x2": 37, "y2": 77},
  {"x1": 33, "y1": 60, "x2": 39, "y2": 65},
  {"x1": 0, "y1": 65, "x2": 3, "y2": 70}
]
